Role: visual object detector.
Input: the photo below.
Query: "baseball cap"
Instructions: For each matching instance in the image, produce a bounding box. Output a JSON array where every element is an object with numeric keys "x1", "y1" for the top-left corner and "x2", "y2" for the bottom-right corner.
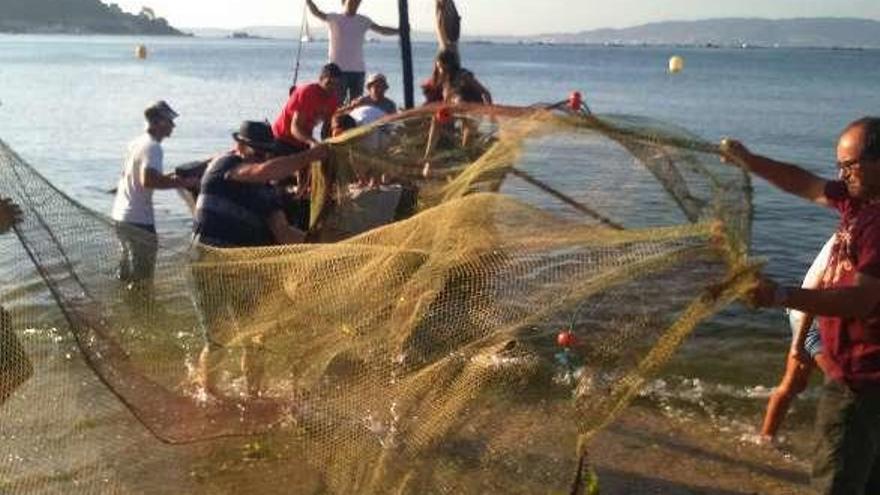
[{"x1": 144, "y1": 100, "x2": 179, "y2": 122}]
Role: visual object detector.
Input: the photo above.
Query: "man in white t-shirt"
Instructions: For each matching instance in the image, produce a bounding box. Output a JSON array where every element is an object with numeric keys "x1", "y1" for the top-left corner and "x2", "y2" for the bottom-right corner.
[
  {"x1": 111, "y1": 100, "x2": 195, "y2": 286},
  {"x1": 306, "y1": 0, "x2": 399, "y2": 104}
]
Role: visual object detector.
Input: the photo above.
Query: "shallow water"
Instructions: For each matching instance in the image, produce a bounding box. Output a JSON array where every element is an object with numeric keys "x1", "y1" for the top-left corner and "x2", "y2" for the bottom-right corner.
[{"x1": 2, "y1": 35, "x2": 879, "y2": 461}]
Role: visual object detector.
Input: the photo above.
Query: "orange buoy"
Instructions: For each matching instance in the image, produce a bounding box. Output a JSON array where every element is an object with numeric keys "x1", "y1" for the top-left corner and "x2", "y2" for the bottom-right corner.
[
  {"x1": 557, "y1": 329, "x2": 576, "y2": 348},
  {"x1": 135, "y1": 44, "x2": 148, "y2": 60}
]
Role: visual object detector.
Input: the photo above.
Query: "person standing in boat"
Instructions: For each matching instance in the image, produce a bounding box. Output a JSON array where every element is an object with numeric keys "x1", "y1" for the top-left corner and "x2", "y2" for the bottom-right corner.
[
  {"x1": 305, "y1": 0, "x2": 400, "y2": 104},
  {"x1": 272, "y1": 63, "x2": 341, "y2": 226},
  {"x1": 273, "y1": 63, "x2": 342, "y2": 154},
  {"x1": 111, "y1": 101, "x2": 196, "y2": 289}
]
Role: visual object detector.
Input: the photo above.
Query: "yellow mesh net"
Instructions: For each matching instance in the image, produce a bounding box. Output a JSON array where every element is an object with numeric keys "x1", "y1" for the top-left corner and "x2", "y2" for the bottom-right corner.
[{"x1": 0, "y1": 104, "x2": 756, "y2": 494}]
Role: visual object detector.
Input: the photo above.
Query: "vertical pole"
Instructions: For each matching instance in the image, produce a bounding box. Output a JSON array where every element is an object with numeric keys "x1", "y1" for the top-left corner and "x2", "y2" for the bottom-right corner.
[{"x1": 398, "y1": 0, "x2": 415, "y2": 109}]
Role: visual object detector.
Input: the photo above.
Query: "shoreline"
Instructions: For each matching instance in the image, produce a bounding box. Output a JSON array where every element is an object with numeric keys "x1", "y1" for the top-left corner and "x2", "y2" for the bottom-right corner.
[{"x1": 592, "y1": 406, "x2": 811, "y2": 494}]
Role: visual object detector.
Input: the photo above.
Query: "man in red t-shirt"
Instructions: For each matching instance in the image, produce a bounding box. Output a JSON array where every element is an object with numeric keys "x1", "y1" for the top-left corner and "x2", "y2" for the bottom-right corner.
[
  {"x1": 722, "y1": 117, "x2": 880, "y2": 495},
  {"x1": 272, "y1": 63, "x2": 342, "y2": 153}
]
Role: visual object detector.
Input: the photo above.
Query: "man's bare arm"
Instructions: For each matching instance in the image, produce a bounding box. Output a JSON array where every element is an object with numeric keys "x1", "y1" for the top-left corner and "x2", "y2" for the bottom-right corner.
[
  {"x1": 721, "y1": 140, "x2": 829, "y2": 206},
  {"x1": 142, "y1": 168, "x2": 196, "y2": 190},
  {"x1": 290, "y1": 111, "x2": 320, "y2": 148},
  {"x1": 268, "y1": 210, "x2": 306, "y2": 244},
  {"x1": 226, "y1": 146, "x2": 328, "y2": 184},
  {"x1": 786, "y1": 273, "x2": 880, "y2": 319},
  {"x1": 370, "y1": 22, "x2": 399, "y2": 36},
  {"x1": 305, "y1": 0, "x2": 327, "y2": 21},
  {"x1": 753, "y1": 273, "x2": 880, "y2": 319}
]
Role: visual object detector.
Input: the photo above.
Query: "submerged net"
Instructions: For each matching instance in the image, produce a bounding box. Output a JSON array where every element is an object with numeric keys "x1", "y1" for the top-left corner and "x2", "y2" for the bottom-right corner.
[{"x1": 0, "y1": 104, "x2": 755, "y2": 494}]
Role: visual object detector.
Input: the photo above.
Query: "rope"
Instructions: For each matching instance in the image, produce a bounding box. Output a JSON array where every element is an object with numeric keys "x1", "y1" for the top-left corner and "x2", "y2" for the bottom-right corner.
[{"x1": 291, "y1": 1, "x2": 309, "y2": 87}]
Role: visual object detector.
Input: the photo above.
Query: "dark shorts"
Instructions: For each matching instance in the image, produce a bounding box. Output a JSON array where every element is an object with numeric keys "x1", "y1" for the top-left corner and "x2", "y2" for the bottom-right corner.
[
  {"x1": 338, "y1": 71, "x2": 365, "y2": 105},
  {"x1": 115, "y1": 221, "x2": 158, "y2": 283},
  {"x1": 812, "y1": 380, "x2": 880, "y2": 494}
]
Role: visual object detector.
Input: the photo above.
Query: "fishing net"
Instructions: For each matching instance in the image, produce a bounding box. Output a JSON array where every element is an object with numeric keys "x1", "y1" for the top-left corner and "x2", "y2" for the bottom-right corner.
[{"x1": 0, "y1": 104, "x2": 755, "y2": 494}]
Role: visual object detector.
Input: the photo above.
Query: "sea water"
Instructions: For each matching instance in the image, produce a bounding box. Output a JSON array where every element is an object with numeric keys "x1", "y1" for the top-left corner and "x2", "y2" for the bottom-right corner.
[{"x1": 1, "y1": 34, "x2": 879, "y2": 458}]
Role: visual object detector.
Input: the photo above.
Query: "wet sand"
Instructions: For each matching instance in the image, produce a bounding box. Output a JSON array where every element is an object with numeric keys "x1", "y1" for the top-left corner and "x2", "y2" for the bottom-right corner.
[{"x1": 592, "y1": 406, "x2": 811, "y2": 495}]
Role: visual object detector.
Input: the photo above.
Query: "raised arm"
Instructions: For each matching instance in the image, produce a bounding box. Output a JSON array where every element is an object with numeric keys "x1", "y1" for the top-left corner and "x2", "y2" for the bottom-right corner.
[
  {"x1": 435, "y1": 0, "x2": 460, "y2": 52},
  {"x1": 369, "y1": 22, "x2": 399, "y2": 36},
  {"x1": 305, "y1": 0, "x2": 327, "y2": 21},
  {"x1": 225, "y1": 145, "x2": 328, "y2": 184},
  {"x1": 721, "y1": 139, "x2": 830, "y2": 206}
]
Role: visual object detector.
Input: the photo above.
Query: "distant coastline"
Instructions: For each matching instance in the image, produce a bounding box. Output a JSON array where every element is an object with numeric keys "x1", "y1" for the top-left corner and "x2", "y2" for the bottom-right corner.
[
  {"x1": 0, "y1": 0, "x2": 184, "y2": 36},
  {"x1": 529, "y1": 17, "x2": 880, "y2": 49},
  {"x1": 186, "y1": 17, "x2": 880, "y2": 50},
  {"x1": 2, "y1": 10, "x2": 879, "y2": 49}
]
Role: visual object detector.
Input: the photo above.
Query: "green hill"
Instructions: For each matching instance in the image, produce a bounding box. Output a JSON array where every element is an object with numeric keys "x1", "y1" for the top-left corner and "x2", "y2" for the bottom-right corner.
[{"x1": 0, "y1": 0, "x2": 183, "y2": 35}]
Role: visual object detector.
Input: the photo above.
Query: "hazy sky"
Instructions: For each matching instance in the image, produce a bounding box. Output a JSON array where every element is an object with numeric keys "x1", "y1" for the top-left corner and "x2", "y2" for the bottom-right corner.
[{"x1": 111, "y1": 0, "x2": 880, "y2": 35}]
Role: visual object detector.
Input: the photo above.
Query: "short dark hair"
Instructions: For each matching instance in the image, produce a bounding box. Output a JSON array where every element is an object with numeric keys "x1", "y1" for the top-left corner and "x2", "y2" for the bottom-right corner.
[
  {"x1": 843, "y1": 117, "x2": 880, "y2": 161},
  {"x1": 321, "y1": 63, "x2": 343, "y2": 79},
  {"x1": 332, "y1": 113, "x2": 357, "y2": 132}
]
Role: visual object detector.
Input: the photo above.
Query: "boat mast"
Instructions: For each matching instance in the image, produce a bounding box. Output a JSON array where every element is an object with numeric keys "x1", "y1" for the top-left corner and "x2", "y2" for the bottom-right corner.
[{"x1": 397, "y1": 0, "x2": 415, "y2": 109}]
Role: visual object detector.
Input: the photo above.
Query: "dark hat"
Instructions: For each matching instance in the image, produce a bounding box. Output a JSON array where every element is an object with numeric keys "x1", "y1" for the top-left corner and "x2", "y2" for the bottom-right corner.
[
  {"x1": 144, "y1": 100, "x2": 178, "y2": 122},
  {"x1": 232, "y1": 121, "x2": 276, "y2": 152},
  {"x1": 321, "y1": 63, "x2": 343, "y2": 79}
]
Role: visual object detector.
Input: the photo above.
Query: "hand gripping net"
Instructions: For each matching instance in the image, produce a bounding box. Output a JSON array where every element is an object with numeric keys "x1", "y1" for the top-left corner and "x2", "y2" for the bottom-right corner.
[{"x1": 0, "y1": 104, "x2": 755, "y2": 494}]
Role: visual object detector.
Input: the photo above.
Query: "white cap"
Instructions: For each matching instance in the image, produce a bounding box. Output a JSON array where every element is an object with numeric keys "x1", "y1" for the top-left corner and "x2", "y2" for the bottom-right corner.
[{"x1": 366, "y1": 73, "x2": 388, "y2": 88}]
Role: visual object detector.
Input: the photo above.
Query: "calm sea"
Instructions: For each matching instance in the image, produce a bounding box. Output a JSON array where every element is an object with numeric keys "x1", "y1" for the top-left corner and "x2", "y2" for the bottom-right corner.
[{"x1": 1, "y1": 34, "x2": 879, "y2": 454}]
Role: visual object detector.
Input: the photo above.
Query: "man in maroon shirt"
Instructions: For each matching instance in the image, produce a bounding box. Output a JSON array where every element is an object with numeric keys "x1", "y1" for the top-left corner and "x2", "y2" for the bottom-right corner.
[
  {"x1": 722, "y1": 117, "x2": 880, "y2": 495},
  {"x1": 272, "y1": 63, "x2": 342, "y2": 153}
]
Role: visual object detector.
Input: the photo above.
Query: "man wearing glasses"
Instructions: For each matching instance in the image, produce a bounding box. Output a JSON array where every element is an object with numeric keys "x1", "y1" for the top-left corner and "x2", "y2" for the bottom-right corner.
[{"x1": 722, "y1": 117, "x2": 880, "y2": 495}]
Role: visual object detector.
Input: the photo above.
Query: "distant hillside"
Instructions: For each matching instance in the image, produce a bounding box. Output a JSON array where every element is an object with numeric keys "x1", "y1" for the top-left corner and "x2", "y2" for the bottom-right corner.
[
  {"x1": 535, "y1": 17, "x2": 880, "y2": 48},
  {"x1": 186, "y1": 18, "x2": 880, "y2": 49},
  {"x1": 185, "y1": 24, "x2": 437, "y2": 42},
  {"x1": 0, "y1": 0, "x2": 182, "y2": 35}
]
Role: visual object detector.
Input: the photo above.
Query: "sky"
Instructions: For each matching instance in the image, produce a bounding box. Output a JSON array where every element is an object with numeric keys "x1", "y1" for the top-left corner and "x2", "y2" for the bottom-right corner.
[{"x1": 109, "y1": 0, "x2": 880, "y2": 35}]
